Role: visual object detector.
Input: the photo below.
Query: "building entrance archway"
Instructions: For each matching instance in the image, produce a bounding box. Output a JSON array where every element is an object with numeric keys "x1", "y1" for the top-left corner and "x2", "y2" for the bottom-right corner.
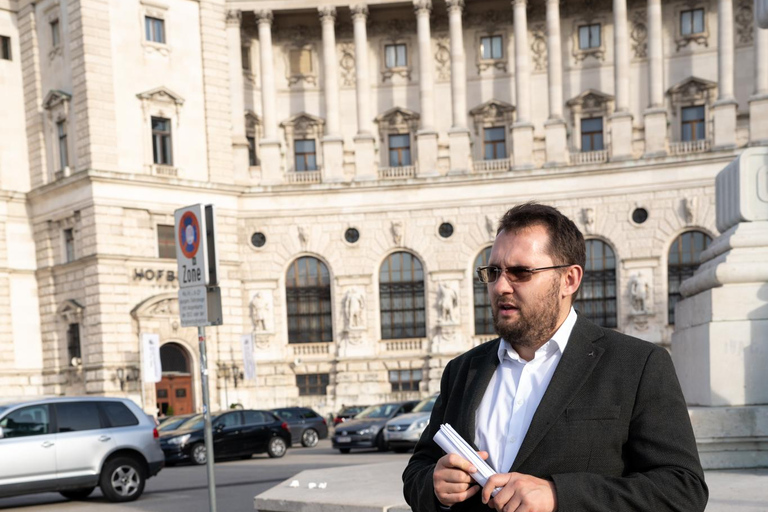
[{"x1": 157, "y1": 342, "x2": 193, "y2": 416}]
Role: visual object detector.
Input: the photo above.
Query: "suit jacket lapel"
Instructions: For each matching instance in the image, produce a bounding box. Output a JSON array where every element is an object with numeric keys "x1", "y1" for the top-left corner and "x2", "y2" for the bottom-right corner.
[
  {"x1": 458, "y1": 339, "x2": 500, "y2": 450},
  {"x1": 510, "y1": 316, "x2": 605, "y2": 472}
]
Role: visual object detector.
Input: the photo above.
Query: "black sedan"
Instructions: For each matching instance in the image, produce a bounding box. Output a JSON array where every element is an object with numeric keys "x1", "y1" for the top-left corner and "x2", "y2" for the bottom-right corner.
[
  {"x1": 159, "y1": 409, "x2": 291, "y2": 465},
  {"x1": 331, "y1": 400, "x2": 419, "y2": 453},
  {"x1": 271, "y1": 407, "x2": 329, "y2": 447}
]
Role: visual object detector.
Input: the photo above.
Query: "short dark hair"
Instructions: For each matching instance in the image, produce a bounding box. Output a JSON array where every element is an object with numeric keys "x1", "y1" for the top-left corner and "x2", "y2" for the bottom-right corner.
[{"x1": 496, "y1": 202, "x2": 586, "y2": 269}]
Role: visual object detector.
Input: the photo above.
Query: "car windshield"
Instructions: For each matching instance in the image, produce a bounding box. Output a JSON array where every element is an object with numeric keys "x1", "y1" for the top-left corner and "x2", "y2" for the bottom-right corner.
[
  {"x1": 0, "y1": 406, "x2": 7, "y2": 417},
  {"x1": 355, "y1": 403, "x2": 400, "y2": 419},
  {"x1": 177, "y1": 414, "x2": 205, "y2": 431},
  {"x1": 158, "y1": 416, "x2": 191, "y2": 431},
  {"x1": 413, "y1": 395, "x2": 437, "y2": 413}
]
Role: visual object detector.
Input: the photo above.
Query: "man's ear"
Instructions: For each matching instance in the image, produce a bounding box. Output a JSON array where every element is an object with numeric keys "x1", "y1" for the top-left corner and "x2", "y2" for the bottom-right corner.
[{"x1": 561, "y1": 265, "x2": 583, "y2": 300}]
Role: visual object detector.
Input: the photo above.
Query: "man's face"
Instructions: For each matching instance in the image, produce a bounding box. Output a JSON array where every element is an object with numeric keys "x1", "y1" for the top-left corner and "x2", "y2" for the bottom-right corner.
[{"x1": 488, "y1": 225, "x2": 568, "y2": 350}]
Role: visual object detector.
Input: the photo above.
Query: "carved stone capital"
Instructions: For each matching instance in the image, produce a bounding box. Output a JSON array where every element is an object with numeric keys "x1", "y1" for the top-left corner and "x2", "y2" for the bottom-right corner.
[
  {"x1": 413, "y1": 0, "x2": 432, "y2": 16},
  {"x1": 350, "y1": 4, "x2": 369, "y2": 21},
  {"x1": 226, "y1": 10, "x2": 242, "y2": 27},
  {"x1": 255, "y1": 9, "x2": 273, "y2": 26},
  {"x1": 318, "y1": 6, "x2": 337, "y2": 24},
  {"x1": 512, "y1": 0, "x2": 527, "y2": 7},
  {"x1": 445, "y1": 0, "x2": 464, "y2": 15}
]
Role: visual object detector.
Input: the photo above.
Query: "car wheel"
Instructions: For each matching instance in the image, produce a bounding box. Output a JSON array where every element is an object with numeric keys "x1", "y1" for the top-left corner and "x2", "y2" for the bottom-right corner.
[
  {"x1": 301, "y1": 428, "x2": 319, "y2": 448},
  {"x1": 376, "y1": 432, "x2": 389, "y2": 452},
  {"x1": 339, "y1": 448, "x2": 351, "y2": 454},
  {"x1": 267, "y1": 436, "x2": 287, "y2": 458},
  {"x1": 59, "y1": 487, "x2": 95, "y2": 500},
  {"x1": 99, "y1": 457, "x2": 145, "y2": 503},
  {"x1": 191, "y1": 443, "x2": 207, "y2": 465}
]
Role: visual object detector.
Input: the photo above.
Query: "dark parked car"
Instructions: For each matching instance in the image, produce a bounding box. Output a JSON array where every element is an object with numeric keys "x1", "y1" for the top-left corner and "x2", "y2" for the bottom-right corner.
[
  {"x1": 157, "y1": 414, "x2": 195, "y2": 433},
  {"x1": 331, "y1": 401, "x2": 419, "y2": 453},
  {"x1": 159, "y1": 409, "x2": 291, "y2": 465},
  {"x1": 333, "y1": 405, "x2": 366, "y2": 426},
  {"x1": 271, "y1": 407, "x2": 328, "y2": 447}
]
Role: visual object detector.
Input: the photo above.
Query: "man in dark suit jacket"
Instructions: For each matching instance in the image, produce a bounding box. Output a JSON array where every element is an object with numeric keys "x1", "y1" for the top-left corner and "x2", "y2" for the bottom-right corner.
[{"x1": 403, "y1": 203, "x2": 707, "y2": 512}]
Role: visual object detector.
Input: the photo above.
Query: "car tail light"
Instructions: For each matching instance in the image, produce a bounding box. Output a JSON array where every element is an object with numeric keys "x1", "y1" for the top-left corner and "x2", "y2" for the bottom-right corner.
[
  {"x1": 281, "y1": 422, "x2": 291, "y2": 431},
  {"x1": 153, "y1": 428, "x2": 159, "y2": 439},
  {"x1": 322, "y1": 418, "x2": 327, "y2": 426}
]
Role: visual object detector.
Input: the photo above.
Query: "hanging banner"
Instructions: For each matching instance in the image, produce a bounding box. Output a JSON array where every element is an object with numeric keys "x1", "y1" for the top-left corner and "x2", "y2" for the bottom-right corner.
[
  {"x1": 141, "y1": 333, "x2": 163, "y2": 383},
  {"x1": 241, "y1": 333, "x2": 256, "y2": 381}
]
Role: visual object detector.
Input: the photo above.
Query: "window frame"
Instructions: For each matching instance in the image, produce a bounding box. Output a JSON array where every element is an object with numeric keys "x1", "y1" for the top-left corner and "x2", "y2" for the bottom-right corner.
[
  {"x1": 0, "y1": 35, "x2": 11, "y2": 61},
  {"x1": 389, "y1": 369, "x2": 422, "y2": 392},
  {"x1": 681, "y1": 105, "x2": 706, "y2": 142},
  {"x1": 473, "y1": 247, "x2": 494, "y2": 336},
  {"x1": 293, "y1": 139, "x2": 318, "y2": 172},
  {"x1": 388, "y1": 133, "x2": 412, "y2": 167},
  {"x1": 144, "y1": 16, "x2": 165, "y2": 44},
  {"x1": 574, "y1": 239, "x2": 617, "y2": 329},
  {"x1": 50, "y1": 19, "x2": 61, "y2": 48},
  {"x1": 67, "y1": 322, "x2": 81, "y2": 364},
  {"x1": 580, "y1": 117, "x2": 605, "y2": 152},
  {"x1": 379, "y1": 251, "x2": 426, "y2": 340},
  {"x1": 384, "y1": 43, "x2": 408, "y2": 69},
  {"x1": 296, "y1": 373, "x2": 329, "y2": 396},
  {"x1": 667, "y1": 231, "x2": 712, "y2": 325},
  {"x1": 483, "y1": 126, "x2": 507, "y2": 160},
  {"x1": 151, "y1": 116, "x2": 173, "y2": 166},
  {"x1": 63, "y1": 228, "x2": 75, "y2": 263},
  {"x1": 578, "y1": 23, "x2": 601, "y2": 50},
  {"x1": 286, "y1": 256, "x2": 333, "y2": 344},
  {"x1": 56, "y1": 120, "x2": 69, "y2": 171},
  {"x1": 479, "y1": 35, "x2": 503, "y2": 61},
  {"x1": 157, "y1": 224, "x2": 176, "y2": 259},
  {"x1": 680, "y1": 8, "x2": 705, "y2": 36}
]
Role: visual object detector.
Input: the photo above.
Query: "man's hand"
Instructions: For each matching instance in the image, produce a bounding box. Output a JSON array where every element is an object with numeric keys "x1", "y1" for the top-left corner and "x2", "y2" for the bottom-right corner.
[
  {"x1": 481, "y1": 472, "x2": 557, "y2": 512},
  {"x1": 433, "y1": 451, "x2": 489, "y2": 507}
]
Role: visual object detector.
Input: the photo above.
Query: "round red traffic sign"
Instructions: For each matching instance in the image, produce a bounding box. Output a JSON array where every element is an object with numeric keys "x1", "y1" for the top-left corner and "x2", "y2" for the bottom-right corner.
[{"x1": 178, "y1": 211, "x2": 200, "y2": 258}]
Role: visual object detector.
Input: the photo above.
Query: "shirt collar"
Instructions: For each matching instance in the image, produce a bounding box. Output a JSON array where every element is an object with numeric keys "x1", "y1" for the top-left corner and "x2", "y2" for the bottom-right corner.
[{"x1": 497, "y1": 307, "x2": 578, "y2": 364}]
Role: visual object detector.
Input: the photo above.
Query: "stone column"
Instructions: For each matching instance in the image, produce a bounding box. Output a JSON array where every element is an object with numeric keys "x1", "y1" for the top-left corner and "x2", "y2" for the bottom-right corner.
[
  {"x1": 544, "y1": 0, "x2": 567, "y2": 166},
  {"x1": 446, "y1": 0, "x2": 471, "y2": 173},
  {"x1": 672, "y1": 147, "x2": 768, "y2": 468},
  {"x1": 351, "y1": 4, "x2": 376, "y2": 180},
  {"x1": 511, "y1": 0, "x2": 534, "y2": 169},
  {"x1": 319, "y1": 7, "x2": 344, "y2": 182},
  {"x1": 256, "y1": 10, "x2": 282, "y2": 185},
  {"x1": 749, "y1": 25, "x2": 768, "y2": 145},
  {"x1": 643, "y1": 0, "x2": 667, "y2": 157},
  {"x1": 713, "y1": 0, "x2": 737, "y2": 150},
  {"x1": 414, "y1": 0, "x2": 439, "y2": 177},
  {"x1": 610, "y1": 0, "x2": 633, "y2": 160},
  {"x1": 226, "y1": 10, "x2": 251, "y2": 183}
]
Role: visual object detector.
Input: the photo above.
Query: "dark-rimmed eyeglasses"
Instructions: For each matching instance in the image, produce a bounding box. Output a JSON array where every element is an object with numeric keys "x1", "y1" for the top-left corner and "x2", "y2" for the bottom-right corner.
[{"x1": 475, "y1": 264, "x2": 572, "y2": 284}]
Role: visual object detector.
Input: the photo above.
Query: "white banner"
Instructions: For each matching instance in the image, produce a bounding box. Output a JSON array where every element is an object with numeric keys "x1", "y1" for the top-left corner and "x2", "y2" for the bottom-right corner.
[
  {"x1": 141, "y1": 333, "x2": 163, "y2": 383},
  {"x1": 241, "y1": 333, "x2": 256, "y2": 381}
]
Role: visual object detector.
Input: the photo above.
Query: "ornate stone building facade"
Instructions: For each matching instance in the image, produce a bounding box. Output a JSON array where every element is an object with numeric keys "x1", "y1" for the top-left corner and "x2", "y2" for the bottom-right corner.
[{"x1": 0, "y1": 0, "x2": 766, "y2": 418}]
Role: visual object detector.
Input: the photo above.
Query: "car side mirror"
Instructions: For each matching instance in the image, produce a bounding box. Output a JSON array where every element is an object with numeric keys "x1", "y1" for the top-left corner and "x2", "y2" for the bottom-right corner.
[{"x1": 214, "y1": 423, "x2": 224, "y2": 432}]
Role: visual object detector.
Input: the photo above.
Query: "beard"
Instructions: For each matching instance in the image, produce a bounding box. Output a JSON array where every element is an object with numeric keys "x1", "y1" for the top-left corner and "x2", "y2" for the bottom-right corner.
[{"x1": 492, "y1": 276, "x2": 562, "y2": 350}]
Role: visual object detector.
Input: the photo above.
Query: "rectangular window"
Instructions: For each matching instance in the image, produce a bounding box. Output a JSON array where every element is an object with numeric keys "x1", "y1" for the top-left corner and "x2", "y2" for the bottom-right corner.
[
  {"x1": 681, "y1": 9, "x2": 705, "y2": 36},
  {"x1": 247, "y1": 135, "x2": 258, "y2": 166},
  {"x1": 480, "y1": 35, "x2": 503, "y2": 60},
  {"x1": 0, "y1": 405, "x2": 50, "y2": 438},
  {"x1": 289, "y1": 48, "x2": 313, "y2": 75},
  {"x1": 98, "y1": 402, "x2": 139, "y2": 428},
  {"x1": 1, "y1": 35, "x2": 11, "y2": 60},
  {"x1": 67, "y1": 323, "x2": 81, "y2": 362},
  {"x1": 296, "y1": 373, "x2": 329, "y2": 396},
  {"x1": 294, "y1": 139, "x2": 317, "y2": 171},
  {"x1": 51, "y1": 20, "x2": 60, "y2": 47},
  {"x1": 388, "y1": 134, "x2": 411, "y2": 167},
  {"x1": 581, "y1": 117, "x2": 604, "y2": 151},
  {"x1": 64, "y1": 228, "x2": 75, "y2": 262},
  {"x1": 57, "y1": 120, "x2": 68, "y2": 170},
  {"x1": 55, "y1": 402, "x2": 101, "y2": 432},
  {"x1": 157, "y1": 224, "x2": 176, "y2": 259},
  {"x1": 241, "y1": 45, "x2": 251, "y2": 71},
  {"x1": 578, "y1": 24, "x2": 601, "y2": 49},
  {"x1": 385, "y1": 43, "x2": 407, "y2": 68},
  {"x1": 483, "y1": 126, "x2": 506, "y2": 160},
  {"x1": 681, "y1": 105, "x2": 706, "y2": 141},
  {"x1": 389, "y1": 369, "x2": 422, "y2": 392},
  {"x1": 145, "y1": 16, "x2": 165, "y2": 44},
  {"x1": 151, "y1": 117, "x2": 173, "y2": 165}
]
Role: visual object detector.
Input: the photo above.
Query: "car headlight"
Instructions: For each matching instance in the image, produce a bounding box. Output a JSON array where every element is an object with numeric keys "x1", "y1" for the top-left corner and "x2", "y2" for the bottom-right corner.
[
  {"x1": 410, "y1": 419, "x2": 429, "y2": 431},
  {"x1": 358, "y1": 427, "x2": 375, "y2": 436},
  {"x1": 167, "y1": 434, "x2": 191, "y2": 446}
]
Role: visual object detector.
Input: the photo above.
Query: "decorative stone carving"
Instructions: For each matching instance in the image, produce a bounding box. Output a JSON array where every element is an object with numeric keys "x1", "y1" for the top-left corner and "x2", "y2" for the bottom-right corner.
[
  {"x1": 735, "y1": 0, "x2": 754, "y2": 45},
  {"x1": 370, "y1": 18, "x2": 416, "y2": 37},
  {"x1": 318, "y1": 6, "x2": 336, "y2": 23},
  {"x1": 530, "y1": 23, "x2": 547, "y2": 72},
  {"x1": 148, "y1": 299, "x2": 178, "y2": 316},
  {"x1": 682, "y1": 197, "x2": 697, "y2": 225},
  {"x1": 666, "y1": 76, "x2": 718, "y2": 107},
  {"x1": 581, "y1": 207, "x2": 595, "y2": 234},
  {"x1": 136, "y1": 87, "x2": 184, "y2": 122},
  {"x1": 434, "y1": 36, "x2": 451, "y2": 82},
  {"x1": 375, "y1": 107, "x2": 420, "y2": 146},
  {"x1": 630, "y1": 10, "x2": 648, "y2": 59},
  {"x1": 413, "y1": 0, "x2": 432, "y2": 15},
  {"x1": 436, "y1": 282, "x2": 459, "y2": 325},
  {"x1": 226, "y1": 9, "x2": 241, "y2": 26},
  {"x1": 298, "y1": 226, "x2": 309, "y2": 249},
  {"x1": 391, "y1": 221, "x2": 404, "y2": 246},
  {"x1": 57, "y1": 299, "x2": 84, "y2": 324},
  {"x1": 485, "y1": 215, "x2": 496, "y2": 240},
  {"x1": 256, "y1": 10, "x2": 273, "y2": 25},
  {"x1": 469, "y1": 99, "x2": 515, "y2": 136},
  {"x1": 629, "y1": 273, "x2": 650, "y2": 315},
  {"x1": 250, "y1": 291, "x2": 274, "y2": 333},
  {"x1": 342, "y1": 287, "x2": 366, "y2": 330},
  {"x1": 339, "y1": 42, "x2": 356, "y2": 87},
  {"x1": 465, "y1": 10, "x2": 513, "y2": 31}
]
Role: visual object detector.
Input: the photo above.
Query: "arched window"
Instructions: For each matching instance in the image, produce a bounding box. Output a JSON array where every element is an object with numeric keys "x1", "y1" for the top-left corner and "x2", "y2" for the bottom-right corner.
[
  {"x1": 286, "y1": 257, "x2": 332, "y2": 343},
  {"x1": 575, "y1": 239, "x2": 617, "y2": 328},
  {"x1": 380, "y1": 252, "x2": 426, "y2": 339},
  {"x1": 668, "y1": 231, "x2": 712, "y2": 325},
  {"x1": 160, "y1": 343, "x2": 190, "y2": 374},
  {"x1": 473, "y1": 247, "x2": 494, "y2": 335}
]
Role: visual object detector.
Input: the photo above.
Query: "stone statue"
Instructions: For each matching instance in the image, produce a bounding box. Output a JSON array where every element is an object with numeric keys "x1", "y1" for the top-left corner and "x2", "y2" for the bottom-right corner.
[
  {"x1": 437, "y1": 282, "x2": 459, "y2": 324},
  {"x1": 391, "y1": 221, "x2": 403, "y2": 246},
  {"x1": 250, "y1": 291, "x2": 271, "y2": 332},
  {"x1": 629, "y1": 273, "x2": 650, "y2": 315},
  {"x1": 343, "y1": 287, "x2": 366, "y2": 330},
  {"x1": 581, "y1": 207, "x2": 595, "y2": 233}
]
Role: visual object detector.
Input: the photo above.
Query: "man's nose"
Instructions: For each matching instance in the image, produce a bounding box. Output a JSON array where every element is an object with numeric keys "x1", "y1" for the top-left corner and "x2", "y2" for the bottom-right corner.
[{"x1": 489, "y1": 274, "x2": 513, "y2": 294}]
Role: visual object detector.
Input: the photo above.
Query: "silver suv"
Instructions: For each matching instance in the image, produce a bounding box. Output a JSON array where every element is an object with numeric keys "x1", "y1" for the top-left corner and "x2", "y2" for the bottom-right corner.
[{"x1": 0, "y1": 397, "x2": 164, "y2": 502}]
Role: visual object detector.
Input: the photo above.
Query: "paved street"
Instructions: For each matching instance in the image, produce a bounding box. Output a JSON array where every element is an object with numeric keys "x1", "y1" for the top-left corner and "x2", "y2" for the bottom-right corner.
[{"x1": 0, "y1": 440, "x2": 411, "y2": 512}]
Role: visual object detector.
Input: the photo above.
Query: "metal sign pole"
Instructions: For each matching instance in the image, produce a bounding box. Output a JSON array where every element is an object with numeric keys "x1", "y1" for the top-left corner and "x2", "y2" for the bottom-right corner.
[{"x1": 198, "y1": 326, "x2": 217, "y2": 512}]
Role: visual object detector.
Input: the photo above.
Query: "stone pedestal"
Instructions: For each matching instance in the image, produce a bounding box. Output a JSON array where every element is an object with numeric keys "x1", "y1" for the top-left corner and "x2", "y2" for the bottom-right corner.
[
  {"x1": 321, "y1": 136, "x2": 344, "y2": 183},
  {"x1": 258, "y1": 140, "x2": 283, "y2": 185},
  {"x1": 447, "y1": 128, "x2": 471, "y2": 174},
  {"x1": 544, "y1": 119, "x2": 567, "y2": 167},
  {"x1": 609, "y1": 112, "x2": 633, "y2": 160},
  {"x1": 643, "y1": 108, "x2": 668, "y2": 157},
  {"x1": 672, "y1": 147, "x2": 768, "y2": 468},
  {"x1": 748, "y1": 94, "x2": 768, "y2": 145},
  {"x1": 353, "y1": 135, "x2": 377, "y2": 181},
  {"x1": 511, "y1": 122, "x2": 534, "y2": 169},
  {"x1": 416, "y1": 131, "x2": 439, "y2": 177},
  {"x1": 712, "y1": 99, "x2": 738, "y2": 150}
]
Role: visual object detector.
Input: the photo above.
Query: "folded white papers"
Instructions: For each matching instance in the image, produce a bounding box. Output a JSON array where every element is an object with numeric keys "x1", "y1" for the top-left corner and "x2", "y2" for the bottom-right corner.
[{"x1": 433, "y1": 423, "x2": 501, "y2": 498}]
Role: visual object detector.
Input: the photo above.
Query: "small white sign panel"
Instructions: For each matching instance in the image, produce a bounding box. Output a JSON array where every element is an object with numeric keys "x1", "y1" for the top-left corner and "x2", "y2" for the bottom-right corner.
[
  {"x1": 141, "y1": 333, "x2": 163, "y2": 383},
  {"x1": 241, "y1": 334, "x2": 256, "y2": 381},
  {"x1": 174, "y1": 204, "x2": 209, "y2": 288},
  {"x1": 179, "y1": 286, "x2": 209, "y2": 327}
]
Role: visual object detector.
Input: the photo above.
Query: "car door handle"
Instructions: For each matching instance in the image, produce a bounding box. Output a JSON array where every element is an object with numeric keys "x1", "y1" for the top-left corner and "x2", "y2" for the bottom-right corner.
[
  {"x1": 98, "y1": 435, "x2": 111, "y2": 442},
  {"x1": 41, "y1": 441, "x2": 54, "y2": 448}
]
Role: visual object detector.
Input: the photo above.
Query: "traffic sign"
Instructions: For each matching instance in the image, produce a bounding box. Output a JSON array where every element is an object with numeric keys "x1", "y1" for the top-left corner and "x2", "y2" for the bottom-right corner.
[
  {"x1": 179, "y1": 285, "x2": 223, "y2": 328},
  {"x1": 174, "y1": 204, "x2": 219, "y2": 288}
]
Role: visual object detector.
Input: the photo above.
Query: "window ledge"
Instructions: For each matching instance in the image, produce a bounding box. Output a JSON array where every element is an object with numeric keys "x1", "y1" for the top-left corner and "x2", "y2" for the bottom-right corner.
[
  {"x1": 378, "y1": 164, "x2": 416, "y2": 180},
  {"x1": 382, "y1": 338, "x2": 426, "y2": 352},
  {"x1": 150, "y1": 164, "x2": 178, "y2": 177},
  {"x1": 477, "y1": 58, "x2": 507, "y2": 73},
  {"x1": 473, "y1": 157, "x2": 511, "y2": 173},
  {"x1": 290, "y1": 342, "x2": 331, "y2": 357},
  {"x1": 570, "y1": 149, "x2": 609, "y2": 165},
  {"x1": 669, "y1": 139, "x2": 711, "y2": 155},
  {"x1": 286, "y1": 170, "x2": 321, "y2": 184},
  {"x1": 143, "y1": 40, "x2": 171, "y2": 56},
  {"x1": 381, "y1": 66, "x2": 411, "y2": 83}
]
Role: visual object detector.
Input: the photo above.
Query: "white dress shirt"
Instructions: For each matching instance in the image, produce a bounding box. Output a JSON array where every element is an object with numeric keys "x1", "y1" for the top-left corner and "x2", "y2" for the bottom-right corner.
[{"x1": 474, "y1": 307, "x2": 578, "y2": 473}]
